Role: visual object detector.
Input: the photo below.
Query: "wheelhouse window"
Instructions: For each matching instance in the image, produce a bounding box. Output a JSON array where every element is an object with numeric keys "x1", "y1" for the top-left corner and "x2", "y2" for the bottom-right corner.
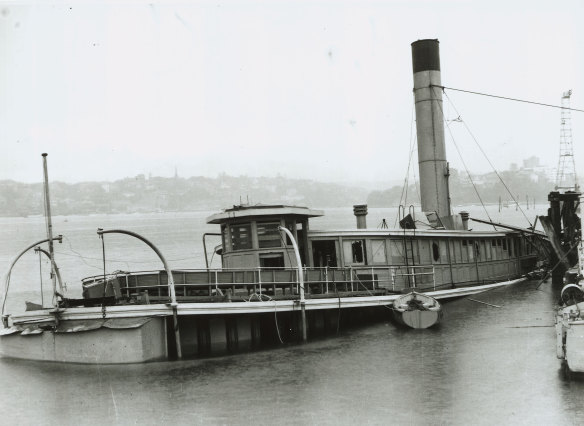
[
  {"x1": 343, "y1": 240, "x2": 366, "y2": 265},
  {"x1": 221, "y1": 224, "x2": 228, "y2": 251},
  {"x1": 284, "y1": 220, "x2": 296, "y2": 246},
  {"x1": 257, "y1": 222, "x2": 281, "y2": 248},
  {"x1": 259, "y1": 253, "x2": 285, "y2": 267},
  {"x1": 230, "y1": 223, "x2": 252, "y2": 250}
]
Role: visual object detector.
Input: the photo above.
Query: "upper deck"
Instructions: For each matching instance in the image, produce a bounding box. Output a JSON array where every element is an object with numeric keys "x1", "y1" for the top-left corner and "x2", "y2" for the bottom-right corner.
[{"x1": 204, "y1": 204, "x2": 540, "y2": 275}]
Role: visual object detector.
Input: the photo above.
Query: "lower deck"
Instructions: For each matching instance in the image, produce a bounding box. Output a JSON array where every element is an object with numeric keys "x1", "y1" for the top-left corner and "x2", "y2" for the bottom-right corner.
[{"x1": 3, "y1": 277, "x2": 527, "y2": 363}]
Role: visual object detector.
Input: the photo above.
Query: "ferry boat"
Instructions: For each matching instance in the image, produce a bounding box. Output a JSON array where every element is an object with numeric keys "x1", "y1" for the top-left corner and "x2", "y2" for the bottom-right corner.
[{"x1": 0, "y1": 40, "x2": 545, "y2": 363}]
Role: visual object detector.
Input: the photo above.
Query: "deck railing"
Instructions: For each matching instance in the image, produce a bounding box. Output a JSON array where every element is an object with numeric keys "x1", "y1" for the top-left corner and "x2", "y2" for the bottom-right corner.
[{"x1": 81, "y1": 265, "x2": 437, "y2": 302}]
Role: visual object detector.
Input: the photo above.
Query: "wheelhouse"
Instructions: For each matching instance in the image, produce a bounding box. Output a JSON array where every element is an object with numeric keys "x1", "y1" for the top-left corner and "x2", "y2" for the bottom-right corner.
[{"x1": 206, "y1": 204, "x2": 324, "y2": 269}]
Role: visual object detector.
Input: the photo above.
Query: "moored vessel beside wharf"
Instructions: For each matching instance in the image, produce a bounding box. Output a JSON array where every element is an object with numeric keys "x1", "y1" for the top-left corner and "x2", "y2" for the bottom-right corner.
[{"x1": 0, "y1": 39, "x2": 546, "y2": 363}]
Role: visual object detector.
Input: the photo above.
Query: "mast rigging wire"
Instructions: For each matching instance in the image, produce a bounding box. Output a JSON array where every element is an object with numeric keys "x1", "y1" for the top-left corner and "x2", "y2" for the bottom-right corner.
[
  {"x1": 434, "y1": 85, "x2": 584, "y2": 113},
  {"x1": 396, "y1": 100, "x2": 420, "y2": 227},
  {"x1": 431, "y1": 86, "x2": 496, "y2": 228},
  {"x1": 440, "y1": 88, "x2": 534, "y2": 228}
]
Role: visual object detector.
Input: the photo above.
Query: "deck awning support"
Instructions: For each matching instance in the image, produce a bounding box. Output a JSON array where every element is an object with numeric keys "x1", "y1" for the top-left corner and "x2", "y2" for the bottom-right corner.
[{"x1": 2, "y1": 235, "x2": 63, "y2": 322}]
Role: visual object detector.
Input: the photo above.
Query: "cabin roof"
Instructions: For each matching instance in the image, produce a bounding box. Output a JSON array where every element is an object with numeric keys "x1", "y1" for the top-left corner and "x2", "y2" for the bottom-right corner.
[
  {"x1": 307, "y1": 229, "x2": 519, "y2": 238},
  {"x1": 206, "y1": 204, "x2": 324, "y2": 224}
]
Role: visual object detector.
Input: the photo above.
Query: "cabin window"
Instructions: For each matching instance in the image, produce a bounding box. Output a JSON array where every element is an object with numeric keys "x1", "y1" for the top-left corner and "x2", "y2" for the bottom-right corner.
[
  {"x1": 516, "y1": 239, "x2": 522, "y2": 256},
  {"x1": 461, "y1": 240, "x2": 469, "y2": 262},
  {"x1": 492, "y1": 239, "x2": 499, "y2": 260},
  {"x1": 389, "y1": 240, "x2": 405, "y2": 264},
  {"x1": 257, "y1": 222, "x2": 281, "y2": 248},
  {"x1": 439, "y1": 241, "x2": 449, "y2": 264},
  {"x1": 230, "y1": 223, "x2": 252, "y2": 250},
  {"x1": 449, "y1": 240, "x2": 459, "y2": 263},
  {"x1": 419, "y1": 240, "x2": 431, "y2": 264},
  {"x1": 403, "y1": 239, "x2": 419, "y2": 264},
  {"x1": 343, "y1": 240, "x2": 366, "y2": 265},
  {"x1": 466, "y1": 240, "x2": 475, "y2": 261},
  {"x1": 371, "y1": 240, "x2": 387, "y2": 264},
  {"x1": 502, "y1": 239, "x2": 509, "y2": 259},
  {"x1": 525, "y1": 237, "x2": 532, "y2": 255},
  {"x1": 432, "y1": 242, "x2": 440, "y2": 262}
]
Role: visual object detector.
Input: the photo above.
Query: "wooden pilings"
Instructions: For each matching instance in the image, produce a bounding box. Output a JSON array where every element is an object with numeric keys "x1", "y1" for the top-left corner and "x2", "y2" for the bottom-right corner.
[{"x1": 168, "y1": 306, "x2": 391, "y2": 359}]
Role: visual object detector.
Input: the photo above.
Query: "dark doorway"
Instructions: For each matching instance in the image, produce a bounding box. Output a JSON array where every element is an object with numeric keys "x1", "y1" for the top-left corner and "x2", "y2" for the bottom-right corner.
[{"x1": 312, "y1": 240, "x2": 338, "y2": 267}]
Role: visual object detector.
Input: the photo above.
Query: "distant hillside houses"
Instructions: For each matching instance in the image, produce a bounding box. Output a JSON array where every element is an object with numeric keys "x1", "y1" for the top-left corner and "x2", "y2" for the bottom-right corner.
[
  {"x1": 0, "y1": 174, "x2": 368, "y2": 217},
  {"x1": 0, "y1": 158, "x2": 561, "y2": 216}
]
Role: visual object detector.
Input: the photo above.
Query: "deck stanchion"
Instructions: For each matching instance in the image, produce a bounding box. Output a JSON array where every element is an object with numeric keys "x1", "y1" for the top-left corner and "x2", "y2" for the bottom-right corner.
[
  {"x1": 2, "y1": 235, "x2": 63, "y2": 319},
  {"x1": 97, "y1": 228, "x2": 182, "y2": 359},
  {"x1": 278, "y1": 226, "x2": 307, "y2": 342}
]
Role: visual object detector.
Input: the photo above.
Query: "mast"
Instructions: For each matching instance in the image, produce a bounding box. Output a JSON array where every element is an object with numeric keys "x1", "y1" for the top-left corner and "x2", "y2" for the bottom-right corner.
[
  {"x1": 42, "y1": 153, "x2": 58, "y2": 307},
  {"x1": 411, "y1": 39, "x2": 451, "y2": 222},
  {"x1": 555, "y1": 90, "x2": 579, "y2": 192}
]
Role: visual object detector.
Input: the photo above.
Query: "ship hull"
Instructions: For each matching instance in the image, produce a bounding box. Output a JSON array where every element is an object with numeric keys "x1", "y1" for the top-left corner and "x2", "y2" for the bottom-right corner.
[{"x1": 1, "y1": 278, "x2": 526, "y2": 364}]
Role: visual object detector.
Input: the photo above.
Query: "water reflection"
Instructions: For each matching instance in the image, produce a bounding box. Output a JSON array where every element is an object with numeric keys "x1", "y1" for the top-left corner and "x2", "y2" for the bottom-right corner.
[{"x1": 2, "y1": 281, "x2": 584, "y2": 424}]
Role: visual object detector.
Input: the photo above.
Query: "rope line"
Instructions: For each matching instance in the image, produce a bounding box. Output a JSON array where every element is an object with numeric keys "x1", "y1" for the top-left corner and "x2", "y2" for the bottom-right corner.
[{"x1": 244, "y1": 293, "x2": 284, "y2": 344}]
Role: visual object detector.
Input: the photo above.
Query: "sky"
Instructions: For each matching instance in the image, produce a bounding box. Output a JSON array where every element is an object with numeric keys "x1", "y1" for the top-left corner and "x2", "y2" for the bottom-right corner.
[{"x1": 1, "y1": 0, "x2": 583, "y2": 187}]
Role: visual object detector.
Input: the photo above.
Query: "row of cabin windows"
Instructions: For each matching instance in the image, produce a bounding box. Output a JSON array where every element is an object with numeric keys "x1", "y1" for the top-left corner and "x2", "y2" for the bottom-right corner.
[
  {"x1": 224, "y1": 221, "x2": 297, "y2": 251},
  {"x1": 224, "y1": 223, "x2": 537, "y2": 265},
  {"x1": 336, "y1": 237, "x2": 528, "y2": 266}
]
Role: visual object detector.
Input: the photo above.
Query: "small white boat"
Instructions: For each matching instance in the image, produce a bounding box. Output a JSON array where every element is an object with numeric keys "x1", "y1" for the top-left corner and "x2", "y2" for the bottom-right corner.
[
  {"x1": 392, "y1": 291, "x2": 442, "y2": 329},
  {"x1": 556, "y1": 297, "x2": 584, "y2": 373}
]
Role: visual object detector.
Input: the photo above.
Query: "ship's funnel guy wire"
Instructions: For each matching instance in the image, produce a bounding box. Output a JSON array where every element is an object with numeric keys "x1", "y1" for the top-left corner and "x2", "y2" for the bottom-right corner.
[{"x1": 442, "y1": 90, "x2": 533, "y2": 228}]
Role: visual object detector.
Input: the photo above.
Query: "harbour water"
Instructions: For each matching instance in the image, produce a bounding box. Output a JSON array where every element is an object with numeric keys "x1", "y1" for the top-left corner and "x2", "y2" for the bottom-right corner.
[{"x1": 1, "y1": 206, "x2": 584, "y2": 425}]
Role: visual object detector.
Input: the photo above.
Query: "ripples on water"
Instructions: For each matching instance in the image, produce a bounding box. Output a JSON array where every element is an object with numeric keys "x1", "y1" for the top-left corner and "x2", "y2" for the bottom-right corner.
[
  {"x1": 2, "y1": 208, "x2": 584, "y2": 424},
  {"x1": 2, "y1": 282, "x2": 584, "y2": 425}
]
